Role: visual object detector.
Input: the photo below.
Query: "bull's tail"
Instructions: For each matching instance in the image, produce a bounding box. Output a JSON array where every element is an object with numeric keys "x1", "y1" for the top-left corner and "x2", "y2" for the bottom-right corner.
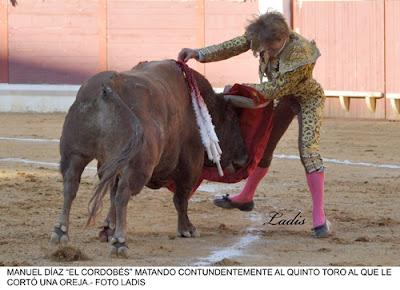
[{"x1": 86, "y1": 84, "x2": 144, "y2": 227}]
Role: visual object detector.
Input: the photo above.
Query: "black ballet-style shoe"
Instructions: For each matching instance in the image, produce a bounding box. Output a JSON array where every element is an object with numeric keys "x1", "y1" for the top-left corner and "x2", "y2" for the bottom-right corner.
[
  {"x1": 312, "y1": 219, "x2": 332, "y2": 238},
  {"x1": 213, "y1": 194, "x2": 254, "y2": 212}
]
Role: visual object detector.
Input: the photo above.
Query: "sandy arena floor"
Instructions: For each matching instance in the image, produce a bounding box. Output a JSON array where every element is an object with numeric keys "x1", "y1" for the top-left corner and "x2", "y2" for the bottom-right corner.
[{"x1": 0, "y1": 113, "x2": 399, "y2": 266}]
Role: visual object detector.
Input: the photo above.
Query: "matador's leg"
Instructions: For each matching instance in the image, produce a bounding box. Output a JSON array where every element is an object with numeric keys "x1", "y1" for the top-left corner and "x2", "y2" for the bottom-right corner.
[
  {"x1": 297, "y1": 93, "x2": 331, "y2": 237},
  {"x1": 213, "y1": 95, "x2": 299, "y2": 211}
]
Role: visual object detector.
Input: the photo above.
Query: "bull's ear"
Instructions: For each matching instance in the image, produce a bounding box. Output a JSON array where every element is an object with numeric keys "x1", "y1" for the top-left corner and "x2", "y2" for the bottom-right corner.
[{"x1": 224, "y1": 95, "x2": 269, "y2": 109}]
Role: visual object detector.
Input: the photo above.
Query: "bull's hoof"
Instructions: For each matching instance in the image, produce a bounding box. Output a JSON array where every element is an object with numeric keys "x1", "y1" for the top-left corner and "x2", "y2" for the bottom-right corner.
[
  {"x1": 99, "y1": 226, "x2": 114, "y2": 243},
  {"x1": 50, "y1": 223, "x2": 69, "y2": 246},
  {"x1": 177, "y1": 227, "x2": 199, "y2": 238},
  {"x1": 110, "y1": 237, "x2": 128, "y2": 258}
]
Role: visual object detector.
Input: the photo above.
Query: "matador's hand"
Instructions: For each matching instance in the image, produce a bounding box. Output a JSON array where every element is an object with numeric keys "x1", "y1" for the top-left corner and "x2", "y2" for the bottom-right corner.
[{"x1": 177, "y1": 48, "x2": 199, "y2": 63}]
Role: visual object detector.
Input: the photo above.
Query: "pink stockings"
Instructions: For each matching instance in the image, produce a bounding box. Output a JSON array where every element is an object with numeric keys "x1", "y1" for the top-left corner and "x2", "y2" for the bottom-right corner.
[
  {"x1": 231, "y1": 167, "x2": 326, "y2": 228},
  {"x1": 230, "y1": 167, "x2": 269, "y2": 203},
  {"x1": 306, "y1": 171, "x2": 326, "y2": 227}
]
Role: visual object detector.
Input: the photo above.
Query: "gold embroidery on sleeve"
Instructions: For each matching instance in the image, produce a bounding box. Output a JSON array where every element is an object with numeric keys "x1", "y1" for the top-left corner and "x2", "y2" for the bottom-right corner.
[{"x1": 197, "y1": 35, "x2": 250, "y2": 63}]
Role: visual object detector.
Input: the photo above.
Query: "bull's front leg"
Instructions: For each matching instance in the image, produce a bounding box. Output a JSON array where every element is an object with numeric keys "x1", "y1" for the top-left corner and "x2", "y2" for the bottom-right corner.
[
  {"x1": 173, "y1": 188, "x2": 199, "y2": 238},
  {"x1": 173, "y1": 145, "x2": 203, "y2": 238}
]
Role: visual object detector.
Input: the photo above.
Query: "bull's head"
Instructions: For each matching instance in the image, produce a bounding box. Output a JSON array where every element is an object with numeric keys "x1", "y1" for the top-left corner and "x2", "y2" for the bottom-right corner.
[
  {"x1": 189, "y1": 68, "x2": 264, "y2": 174},
  {"x1": 203, "y1": 93, "x2": 250, "y2": 174}
]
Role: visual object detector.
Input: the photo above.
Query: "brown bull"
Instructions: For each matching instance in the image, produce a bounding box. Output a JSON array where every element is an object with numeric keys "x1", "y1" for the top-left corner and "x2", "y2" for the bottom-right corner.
[{"x1": 50, "y1": 60, "x2": 248, "y2": 257}]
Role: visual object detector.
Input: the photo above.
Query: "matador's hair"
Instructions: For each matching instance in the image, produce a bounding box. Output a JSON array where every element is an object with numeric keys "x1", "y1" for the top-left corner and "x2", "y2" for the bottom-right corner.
[{"x1": 245, "y1": 11, "x2": 290, "y2": 51}]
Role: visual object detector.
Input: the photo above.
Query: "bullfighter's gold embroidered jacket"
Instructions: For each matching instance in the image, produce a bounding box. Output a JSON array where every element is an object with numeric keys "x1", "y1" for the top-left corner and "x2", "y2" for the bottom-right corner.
[
  {"x1": 197, "y1": 32, "x2": 324, "y2": 102},
  {"x1": 196, "y1": 32, "x2": 326, "y2": 173}
]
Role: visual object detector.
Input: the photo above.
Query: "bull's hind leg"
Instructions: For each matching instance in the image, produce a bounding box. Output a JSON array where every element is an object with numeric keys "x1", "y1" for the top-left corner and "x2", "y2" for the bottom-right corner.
[
  {"x1": 50, "y1": 154, "x2": 91, "y2": 245},
  {"x1": 99, "y1": 177, "x2": 119, "y2": 242},
  {"x1": 110, "y1": 163, "x2": 152, "y2": 258}
]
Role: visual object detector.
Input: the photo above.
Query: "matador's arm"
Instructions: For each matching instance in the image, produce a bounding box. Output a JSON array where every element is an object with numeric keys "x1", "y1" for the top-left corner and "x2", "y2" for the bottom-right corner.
[
  {"x1": 197, "y1": 35, "x2": 251, "y2": 63},
  {"x1": 244, "y1": 64, "x2": 314, "y2": 100}
]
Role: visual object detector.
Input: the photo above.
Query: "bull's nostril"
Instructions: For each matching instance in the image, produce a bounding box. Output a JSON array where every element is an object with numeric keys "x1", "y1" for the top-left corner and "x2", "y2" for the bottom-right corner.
[
  {"x1": 233, "y1": 155, "x2": 249, "y2": 168},
  {"x1": 225, "y1": 163, "x2": 236, "y2": 174}
]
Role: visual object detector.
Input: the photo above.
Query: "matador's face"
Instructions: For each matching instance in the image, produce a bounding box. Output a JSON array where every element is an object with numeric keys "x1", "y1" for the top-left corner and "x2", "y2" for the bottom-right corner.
[{"x1": 262, "y1": 37, "x2": 288, "y2": 58}]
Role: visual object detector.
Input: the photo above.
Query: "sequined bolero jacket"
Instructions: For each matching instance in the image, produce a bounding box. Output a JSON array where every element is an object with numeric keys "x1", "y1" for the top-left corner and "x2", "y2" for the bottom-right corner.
[{"x1": 197, "y1": 32, "x2": 324, "y2": 101}]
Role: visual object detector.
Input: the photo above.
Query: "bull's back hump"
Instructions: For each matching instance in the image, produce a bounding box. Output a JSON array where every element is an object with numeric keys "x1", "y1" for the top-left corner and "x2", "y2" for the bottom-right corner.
[
  {"x1": 76, "y1": 70, "x2": 118, "y2": 101},
  {"x1": 124, "y1": 60, "x2": 181, "y2": 78}
]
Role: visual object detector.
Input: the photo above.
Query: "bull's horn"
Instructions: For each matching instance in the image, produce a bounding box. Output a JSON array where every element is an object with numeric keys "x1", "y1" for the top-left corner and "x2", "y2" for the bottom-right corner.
[{"x1": 224, "y1": 95, "x2": 268, "y2": 109}]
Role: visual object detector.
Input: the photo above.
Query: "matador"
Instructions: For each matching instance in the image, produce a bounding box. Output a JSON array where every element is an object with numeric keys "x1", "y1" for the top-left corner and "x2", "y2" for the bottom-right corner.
[{"x1": 178, "y1": 11, "x2": 331, "y2": 238}]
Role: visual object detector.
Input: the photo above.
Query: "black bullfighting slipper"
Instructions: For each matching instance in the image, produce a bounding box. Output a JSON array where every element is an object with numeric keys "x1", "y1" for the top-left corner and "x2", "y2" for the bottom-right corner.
[
  {"x1": 312, "y1": 219, "x2": 332, "y2": 238},
  {"x1": 213, "y1": 194, "x2": 254, "y2": 212}
]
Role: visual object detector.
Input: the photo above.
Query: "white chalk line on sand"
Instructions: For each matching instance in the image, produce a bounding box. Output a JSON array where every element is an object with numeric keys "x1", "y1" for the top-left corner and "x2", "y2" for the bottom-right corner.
[
  {"x1": 273, "y1": 154, "x2": 400, "y2": 170},
  {"x1": 193, "y1": 212, "x2": 264, "y2": 266},
  {"x1": 193, "y1": 234, "x2": 259, "y2": 266},
  {"x1": 0, "y1": 157, "x2": 61, "y2": 168},
  {"x1": 2, "y1": 135, "x2": 400, "y2": 170},
  {"x1": 0, "y1": 157, "x2": 240, "y2": 197},
  {"x1": 0, "y1": 157, "x2": 238, "y2": 192},
  {"x1": 0, "y1": 158, "x2": 97, "y2": 174},
  {"x1": 0, "y1": 136, "x2": 60, "y2": 143}
]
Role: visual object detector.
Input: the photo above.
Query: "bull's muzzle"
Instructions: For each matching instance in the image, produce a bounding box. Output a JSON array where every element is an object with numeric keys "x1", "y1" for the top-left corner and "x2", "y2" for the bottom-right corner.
[
  {"x1": 224, "y1": 155, "x2": 249, "y2": 175},
  {"x1": 232, "y1": 154, "x2": 249, "y2": 169}
]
